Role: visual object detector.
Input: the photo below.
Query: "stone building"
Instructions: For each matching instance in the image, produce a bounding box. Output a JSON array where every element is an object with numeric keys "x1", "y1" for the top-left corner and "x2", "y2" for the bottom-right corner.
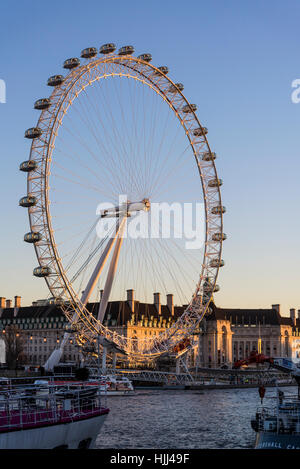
[
  {"x1": 0, "y1": 291, "x2": 183, "y2": 367},
  {"x1": 0, "y1": 293, "x2": 299, "y2": 369},
  {"x1": 0, "y1": 296, "x2": 79, "y2": 365},
  {"x1": 197, "y1": 303, "x2": 300, "y2": 368}
]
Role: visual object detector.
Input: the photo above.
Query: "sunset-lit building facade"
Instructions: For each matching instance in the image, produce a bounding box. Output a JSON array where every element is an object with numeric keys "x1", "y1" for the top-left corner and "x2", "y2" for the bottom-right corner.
[
  {"x1": 0, "y1": 293, "x2": 300, "y2": 368},
  {"x1": 197, "y1": 303, "x2": 300, "y2": 367}
]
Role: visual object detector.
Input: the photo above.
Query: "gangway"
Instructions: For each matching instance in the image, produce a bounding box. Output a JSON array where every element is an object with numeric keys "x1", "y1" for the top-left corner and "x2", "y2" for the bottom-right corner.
[{"x1": 114, "y1": 369, "x2": 194, "y2": 386}]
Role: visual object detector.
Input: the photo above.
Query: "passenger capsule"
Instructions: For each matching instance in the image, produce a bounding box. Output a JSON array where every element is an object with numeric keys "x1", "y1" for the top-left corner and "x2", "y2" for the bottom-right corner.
[
  {"x1": 63, "y1": 58, "x2": 80, "y2": 69},
  {"x1": 25, "y1": 127, "x2": 42, "y2": 139},
  {"x1": 118, "y1": 45, "x2": 134, "y2": 56},
  {"x1": 202, "y1": 151, "x2": 217, "y2": 161},
  {"x1": 34, "y1": 98, "x2": 51, "y2": 110},
  {"x1": 64, "y1": 323, "x2": 75, "y2": 332},
  {"x1": 212, "y1": 232, "x2": 227, "y2": 242},
  {"x1": 24, "y1": 232, "x2": 42, "y2": 243},
  {"x1": 55, "y1": 298, "x2": 64, "y2": 305},
  {"x1": 168, "y1": 83, "x2": 184, "y2": 93},
  {"x1": 204, "y1": 283, "x2": 220, "y2": 293},
  {"x1": 209, "y1": 259, "x2": 225, "y2": 268},
  {"x1": 33, "y1": 266, "x2": 52, "y2": 277},
  {"x1": 155, "y1": 66, "x2": 169, "y2": 75},
  {"x1": 211, "y1": 205, "x2": 226, "y2": 215},
  {"x1": 19, "y1": 160, "x2": 37, "y2": 172},
  {"x1": 137, "y1": 53, "x2": 152, "y2": 62},
  {"x1": 47, "y1": 75, "x2": 64, "y2": 87},
  {"x1": 182, "y1": 104, "x2": 197, "y2": 113},
  {"x1": 81, "y1": 47, "x2": 98, "y2": 59},
  {"x1": 100, "y1": 43, "x2": 116, "y2": 54},
  {"x1": 194, "y1": 127, "x2": 208, "y2": 137},
  {"x1": 19, "y1": 196, "x2": 37, "y2": 208},
  {"x1": 208, "y1": 178, "x2": 223, "y2": 188}
]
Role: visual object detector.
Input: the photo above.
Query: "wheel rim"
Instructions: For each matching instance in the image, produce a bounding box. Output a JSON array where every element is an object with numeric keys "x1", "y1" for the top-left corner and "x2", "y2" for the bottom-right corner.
[{"x1": 23, "y1": 50, "x2": 224, "y2": 359}]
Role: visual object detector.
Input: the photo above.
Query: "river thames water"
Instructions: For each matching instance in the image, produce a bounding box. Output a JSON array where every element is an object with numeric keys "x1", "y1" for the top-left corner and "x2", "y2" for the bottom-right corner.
[{"x1": 95, "y1": 386, "x2": 297, "y2": 449}]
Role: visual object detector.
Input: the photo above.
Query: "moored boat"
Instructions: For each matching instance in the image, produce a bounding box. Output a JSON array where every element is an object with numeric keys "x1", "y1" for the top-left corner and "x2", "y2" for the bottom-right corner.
[
  {"x1": 97, "y1": 375, "x2": 135, "y2": 396},
  {"x1": 251, "y1": 367, "x2": 300, "y2": 449},
  {"x1": 0, "y1": 377, "x2": 109, "y2": 449},
  {"x1": 83, "y1": 371, "x2": 135, "y2": 396},
  {"x1": 50, "y1": 374, "x2": 135, "y2": 396}
]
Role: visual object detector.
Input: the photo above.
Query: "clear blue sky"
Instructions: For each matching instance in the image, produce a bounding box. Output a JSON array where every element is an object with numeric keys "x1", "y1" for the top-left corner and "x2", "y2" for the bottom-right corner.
[{"x1": 0, "y1": 0, "x2": 300, "y2": 316}]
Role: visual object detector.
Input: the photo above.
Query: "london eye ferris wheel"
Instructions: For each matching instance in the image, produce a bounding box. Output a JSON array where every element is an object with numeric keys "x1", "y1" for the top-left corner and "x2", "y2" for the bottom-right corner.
[{"x1": 19, "y1": 43, "x2": 226, "y2": 363}]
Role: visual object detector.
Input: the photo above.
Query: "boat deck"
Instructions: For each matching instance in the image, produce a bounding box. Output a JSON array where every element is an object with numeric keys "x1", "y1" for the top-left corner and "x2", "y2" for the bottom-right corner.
[{"x1": 0, "y1": 380, "x2": 109, "y2": 433}]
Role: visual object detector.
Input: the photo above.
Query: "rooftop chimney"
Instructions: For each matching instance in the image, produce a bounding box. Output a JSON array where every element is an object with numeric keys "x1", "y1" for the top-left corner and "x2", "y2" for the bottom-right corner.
[
  {"x1": 154, "y1": 292, "x2": 161, "y2": 315},
  {"x1": 5, "y1": 299, "x2": 12, "y2": 309},
  {"x1": 167, "y1": 294, "x2": 174, "y2": 316},
  {"x1": 14, "y1": 296, "x2": 21, "y2": 317},
  {"x1": 272, "y1": 304, "x2": 280, "y2": 314},
  {"x1": 127, "y1": 289, "x2": 134, "y2": 313},
  {"x1": 290, "y1": 308, "x2": 296, "y2": 326},
  {"x1": 0, "y1": 297, "x2": 5, "y2": 318},
  {"x1": 14, "y1": 296, "x2": 21, "y2": 308}
]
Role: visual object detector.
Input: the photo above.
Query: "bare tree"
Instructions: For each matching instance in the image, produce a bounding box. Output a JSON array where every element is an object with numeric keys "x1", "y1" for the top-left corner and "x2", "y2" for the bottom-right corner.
[{"x1": 1, "y1": 325, "x2": 24, "y2": 370}]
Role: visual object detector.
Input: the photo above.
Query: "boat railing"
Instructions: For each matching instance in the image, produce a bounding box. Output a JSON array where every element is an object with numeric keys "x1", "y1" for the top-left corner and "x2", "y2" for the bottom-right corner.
[
  {"x1": 255, "y1": 398, "x2": 300, "y2": 434},
  {"x1": 0, "y1": 380, "x2": 106, "y2": 432}
]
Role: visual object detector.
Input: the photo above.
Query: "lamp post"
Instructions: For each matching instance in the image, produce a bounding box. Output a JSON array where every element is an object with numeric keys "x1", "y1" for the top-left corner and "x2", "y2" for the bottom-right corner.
[
  {"x1": 15, "y1": 332, "x2": 20, "y2": 377},
  {"x1": 97, "y1": 335, "x2": 101, "y2": 379},
  {"x1": 27, "y1": 334, "x2": 33, "y2": 365},
  {"x1": 1, "y1": 329, "x2": 5, "y2": 368}
]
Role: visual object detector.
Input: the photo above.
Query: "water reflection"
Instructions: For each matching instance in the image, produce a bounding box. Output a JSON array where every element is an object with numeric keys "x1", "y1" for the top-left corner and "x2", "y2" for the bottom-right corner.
[{"x1": 96, "y1": 387, "x2": 296, "y2": 449}]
